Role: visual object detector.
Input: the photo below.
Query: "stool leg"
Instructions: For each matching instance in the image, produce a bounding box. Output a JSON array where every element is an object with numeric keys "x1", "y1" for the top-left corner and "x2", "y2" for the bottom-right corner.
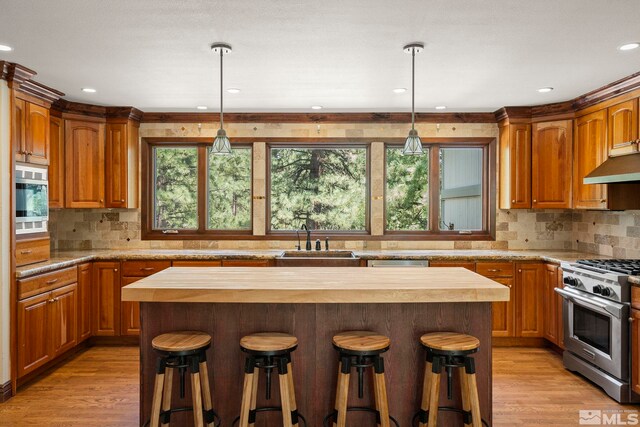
[
  {"x1": 286, "y1": 360, "x2": 300, "y2": 427},
  {"x1": 372, "y1": 356, "x2": 390, "y2": 427},
  {"x1": 464, "y1": 358, "x2": 482, "y2": 427},
  {"x1": 198, "y1": 352, "x2": 214, "y2": 427},
  {"x1": 418, "y1": 359, "x2": 433, "y2": 427},
  {"x1": 333, "y1": 357, "x2": 351, "y2": 427},
  {"x1": 151, "y1": 358, "x2": 167, "y2": 427},
  {"x1": 278, "y1": 358, "x2": 294, "y2": 427},
  {"x1": 189, "y1": 356, "x2": 204, "y2": 427},
  {"x1": 161, "y1": 367, "x2": 174, "y2": 427},
  {"x1": 249, "y1": 366, "x2": 259, "y2": 427},
  {"x1": 240, "y1": 357, "x2": 257, "y2": 427},
  {"x1": 459, "y1": 367, "x2": 471, "y2": 427},
  {"x1": 427, "y1": 356, "x2": 442, "y2": 427}
]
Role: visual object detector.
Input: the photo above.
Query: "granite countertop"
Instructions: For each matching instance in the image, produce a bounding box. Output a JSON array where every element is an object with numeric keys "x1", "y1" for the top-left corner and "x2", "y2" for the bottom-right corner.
[{"x1": 15, "y1": 248, "x2": 614, "y2": 278}]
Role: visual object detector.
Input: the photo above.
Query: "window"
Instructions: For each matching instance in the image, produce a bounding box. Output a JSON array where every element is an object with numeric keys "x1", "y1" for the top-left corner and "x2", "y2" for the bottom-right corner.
[
  {"x1": 385, "y1": 141, "x2": 491, "y2": 236},
  {"x1": 145, "y1": 140, "x2": 252, "y2": 237},
  {"x1": 269, "y1": 146, "x2": 368, "y2": 232}
]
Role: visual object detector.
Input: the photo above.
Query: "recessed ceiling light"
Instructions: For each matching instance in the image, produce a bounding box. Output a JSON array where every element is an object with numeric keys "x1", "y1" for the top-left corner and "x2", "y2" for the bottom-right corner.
[
  {"x1": 619, "y1": 42, "x2": 640, "y2": 51},
  {"x1": 537, "y1": 87, "x2": 554, "y2": 93},
  {"x1": 393, "y1": 88, "x2": 407, "y2": 94},
  {"x1": 0, "y1": 44, "x2": 13, "y2": 52},
  {"x1": 227, "y1": 88, "x2": 241, "y2": 94},
  {"x1": 435, "y1": 105, "x2": 447, "y2": 110},
  {"x1": 81, "y1": 88, "x2": 96, "y2": 93},
  {"x1": 196, "y1": 106, "x2": 208, "y2": 110},
  {"x1": 311, "y1": 105, "x2": 323, "y2": 110}
]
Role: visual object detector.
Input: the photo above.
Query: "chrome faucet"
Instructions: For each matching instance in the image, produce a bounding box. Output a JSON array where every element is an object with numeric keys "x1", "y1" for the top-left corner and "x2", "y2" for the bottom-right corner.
[{"x1": 300, "y1": 224, "x2": 312, "y2": 251}]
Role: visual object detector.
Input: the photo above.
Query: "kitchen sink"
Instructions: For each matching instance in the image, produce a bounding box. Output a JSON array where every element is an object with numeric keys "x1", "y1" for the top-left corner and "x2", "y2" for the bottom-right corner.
[{"x1": 276, "y1": 250, "x2": 361, "y2": 266}]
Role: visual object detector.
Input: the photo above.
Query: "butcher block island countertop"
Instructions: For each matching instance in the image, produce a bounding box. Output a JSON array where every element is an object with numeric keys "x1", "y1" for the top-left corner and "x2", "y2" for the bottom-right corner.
[{"x1": 121, "y1": 266, "x2": 510, "y2": 303}]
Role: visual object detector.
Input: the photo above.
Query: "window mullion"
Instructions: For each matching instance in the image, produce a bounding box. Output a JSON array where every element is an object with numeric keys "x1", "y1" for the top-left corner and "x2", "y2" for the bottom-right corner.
[
  {"x1": 198, "y1": 145, "x2": 208, "y2": 233},
  {"x1": 428, "y1": 145, "x2": 441, "y2": 234}
]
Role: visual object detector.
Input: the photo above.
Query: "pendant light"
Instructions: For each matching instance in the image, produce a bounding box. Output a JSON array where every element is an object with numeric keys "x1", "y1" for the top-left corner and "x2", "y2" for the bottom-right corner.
[
  {"x1": 211, "y1": 43, "x2": 232, "y2": 154},
  {"x1": 402, "y1": 43, "x2": 425, "y2": 155}
]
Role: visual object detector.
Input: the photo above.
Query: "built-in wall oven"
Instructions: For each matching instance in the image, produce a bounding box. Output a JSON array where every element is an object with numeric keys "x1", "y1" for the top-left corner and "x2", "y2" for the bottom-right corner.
[
  {"x1": 15, "y1": 163, "x2": 48, "y2": 235},
  {"x1": 557, "y1": 260, "x2": 639, "y2": 403}
]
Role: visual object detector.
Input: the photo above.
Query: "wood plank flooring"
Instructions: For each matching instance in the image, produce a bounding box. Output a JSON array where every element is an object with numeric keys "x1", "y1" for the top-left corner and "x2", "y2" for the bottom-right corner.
[{"x1": 0, "y1": 346, "x2": 637, "y2": 426}]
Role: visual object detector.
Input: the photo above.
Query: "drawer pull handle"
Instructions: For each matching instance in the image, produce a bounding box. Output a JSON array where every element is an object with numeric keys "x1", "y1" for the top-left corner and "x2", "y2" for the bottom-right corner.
[
  {"x1": 48, "y1": 299, "x2": 55, "y2": 304},
  {"x1": 140, "y1": 267, "x2": 155, "y2": 271},
  {"x1": 20, "y1": 250, "x2": 32, "y2": 255},
  {"x1": 487, "y1": 269, "x2": 500, "y2": 272},
  {"x1": 45, "y1": 279, "x2": 58, "y2": 285}
]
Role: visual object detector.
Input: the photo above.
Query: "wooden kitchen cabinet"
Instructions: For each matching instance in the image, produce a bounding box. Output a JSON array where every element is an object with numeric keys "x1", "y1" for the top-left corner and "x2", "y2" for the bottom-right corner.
[
  {"x1": 50, "y1": 284, "x2": 77, "y2": 357},
  {"x1": 172, "y1": 260, "x2": 223, "y2": 267},
  {"x1": 105, "y1": 120, "x2": 139, "y2": 208},
  {"x1": 608, "y1": 99, "x2": 638, "y2": 151},
  {"x1": 532, "y1": 120, "x2": 573, "y2": 208},
  {"x1": 14, "y1": 98, "x2": 50, "y2": 165},
  {"x1": 516, "y1": 263, "x2": 544, "y2": 338},
  {"x1": 92, "y1": 262, "x2": 120, "y2": 336},
  {"x1": 65, "y1": 119, "x2": 105, "y2": 208},
  {"x1": 543, "y1": 263, "x2": 561, "y2": 345},
  {"x1": 222, "y1": 259, "x2": 272, "y2": 267},
  {"x1": 491, "y1": 277, "x2": 515, "y2": 338},
  {"x1": 499, "y1": 122, "x2": 531, "y2": 209},
  {"x1": 77, "y1": 263, "x2": 92, "y2": 343},
  {"x1": 632, "y1": 288, "x2": 640, "y2": 395},
  {"x1": 428, "y1": 261, "x2": 476, "y2": 271},
  {"x1": 14, "y1": 97, "x2": 26, "y2": 161},
  {"x1": 573, "y1": 110, "x2": 608, "y2": 209},
  {"x1": 49, "y1": 115, "x2": 65, "y2": 208}
]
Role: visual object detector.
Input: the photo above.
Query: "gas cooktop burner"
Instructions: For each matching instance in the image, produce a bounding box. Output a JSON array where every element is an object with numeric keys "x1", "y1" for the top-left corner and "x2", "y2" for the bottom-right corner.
[{"x1": 576, "y1": 259, "x2": 640, "y2": 276}]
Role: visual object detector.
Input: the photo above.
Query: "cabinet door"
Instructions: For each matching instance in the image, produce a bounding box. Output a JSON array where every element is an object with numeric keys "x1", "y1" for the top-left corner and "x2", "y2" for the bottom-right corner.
[
  {"x1": 105, "y1": 123, "x2": 128, "y2": 208},
  {"x1": 77, "y1": 263, "x2": 92, "y2": 343},
  {"x1": 491, "y1": 277, "x2": 515, "y2": 337},
  {"x1": 17, "y1": 292, "x2": 51, "y2": 377},
  {"x1": 608, "y1": 99, "x2": 638, "y2": 151},
  {"x1": 14, "y1": 97, "x2": 26, "y2": 161},
  {"x1": 542, "y1": 264, "x2": 559, "y2": 345},
  {"x1": 49, "y1": 116, "x2": 65, "y2": 208},
  {"x1": 51, "y1": 284, "x2": 77, "y2": 357},
  {"x1": 557, "y1": 267, "x2": 565, "y2": 349},
  {"x1": 532, "y1": 121, "x2": 573, "y2": 208},
  {"x1": 121, "y1": 277, "x2": 141, "y2": 336},
  {"x1": 499, "y1": 123, "x2": 531, "y2": 209},
  {"x1": 516, "y1": 263, "x2": 544, "y2": 337},
  {"x1": 65, "y1": 120, "x2": 105, "y2": 208},
  {"x1": 93, "y1": 262, "x2": 120, "y2": 336},
  {"x1": 25, "y1": 102, "x2": 50, "y2": 165},
  {"x1": 574, "y1": 110, "x2": 608, "y2": 209},
  {"x1": 631, "y1": 308, "x2": 640, "y2": 395}
]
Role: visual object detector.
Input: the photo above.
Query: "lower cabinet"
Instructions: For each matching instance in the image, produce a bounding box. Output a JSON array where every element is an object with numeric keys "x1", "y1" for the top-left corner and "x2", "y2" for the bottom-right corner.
[
  {"x1": 631, "y1": 288, "x2": 640, "y2": 395},
  {"x1": 93, "y1": 262, "x2": 120, "y2": 336},
  {"x1": 77, "y1": 263, "x2": 92, "y2": 343},
  {"x1": 491, "y1": 277, "x2": 515, "y2": 337},
  {"x1": 543, "y1": 263, "x2": 564, "y2": 347},
  {"x1": 516, "y1": 263, "x2": 545, "y2": 338},
  {"x1": 17, "y1": 283, "x2": 77, "y2": 378}
]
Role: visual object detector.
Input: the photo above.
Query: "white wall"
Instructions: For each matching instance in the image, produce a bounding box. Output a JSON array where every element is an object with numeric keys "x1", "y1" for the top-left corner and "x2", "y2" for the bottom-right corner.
[{"x1": 0, "y1": 79, "x2": 10, "y2": 385}]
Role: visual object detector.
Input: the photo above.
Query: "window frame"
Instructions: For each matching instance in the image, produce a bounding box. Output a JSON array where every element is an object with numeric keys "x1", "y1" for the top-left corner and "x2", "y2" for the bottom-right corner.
[
  {"x1": 266, "y1": 142, "x2": 372, "y2": 237},
  {"x1": 141, "y1": 137, "x2": 254, "y2": 240},
  {"x1": 383, "y1": 137, "x2": 496, "y2": 240}
]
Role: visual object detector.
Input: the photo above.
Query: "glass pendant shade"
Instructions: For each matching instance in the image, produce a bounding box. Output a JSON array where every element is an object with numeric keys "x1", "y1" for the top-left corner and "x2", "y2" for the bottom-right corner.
[
  {"x1": 403, "y1": 129, "x2": 423, "y2": 155},
  {"x1": 211, "y1": 128, "x2": 231, "y2": 154}
]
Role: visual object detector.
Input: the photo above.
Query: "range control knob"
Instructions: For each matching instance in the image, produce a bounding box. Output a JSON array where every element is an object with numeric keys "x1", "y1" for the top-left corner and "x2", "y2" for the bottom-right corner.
[
  {"x1": 600, "y1": 287, "x2": 612, "y2": 297},
  {"x1": 593, "y1": 285, "x2": 603, "y2": 294},
  {"x1": 564, "y1": 276, "x2": 576, "y2": 286}
]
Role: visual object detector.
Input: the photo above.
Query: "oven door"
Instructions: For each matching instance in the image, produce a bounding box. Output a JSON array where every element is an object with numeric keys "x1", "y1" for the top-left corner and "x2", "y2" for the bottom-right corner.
[
  {"x1": 15, "y1": 178, "x2": 48, "y2": 222},
  {"x1": 555, "y1": 286, "x2": 629, "y2": 380}
]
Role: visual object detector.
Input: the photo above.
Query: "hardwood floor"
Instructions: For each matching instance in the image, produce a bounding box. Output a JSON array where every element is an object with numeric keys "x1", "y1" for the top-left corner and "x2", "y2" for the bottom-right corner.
[{"x1": 0, "y1": 346, "x2": 636, "y2": 426}]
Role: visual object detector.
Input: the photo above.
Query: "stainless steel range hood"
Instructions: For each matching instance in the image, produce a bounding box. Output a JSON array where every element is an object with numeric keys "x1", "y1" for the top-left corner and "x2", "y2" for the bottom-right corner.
[{"x1": 584, "y1": 141, "x2": 640, "y2": 184}]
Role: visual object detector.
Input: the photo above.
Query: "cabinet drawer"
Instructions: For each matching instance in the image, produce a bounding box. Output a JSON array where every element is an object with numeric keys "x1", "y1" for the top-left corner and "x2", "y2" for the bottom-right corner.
[
  {"x1": 172, "y1": 260, "x2": 222, "y2": 267},
  {"x1": 222, "y1": 259, "x2": 271, "y2": 267},
  {"x1": 18, "y1": 266, "x2": 77, "y2": 300},
  {"x1": 476, "y1": 262, "x2": 514, "y2": 277},
  {"x1": 632, "y1": 287, "x2": 640, "y2": 311},
  {"x1": 122, "y1": 260, "x2": 171, "y2": 277},
  {"x1": 16, "y1": 237, "x2": 50, "y2": 267}
]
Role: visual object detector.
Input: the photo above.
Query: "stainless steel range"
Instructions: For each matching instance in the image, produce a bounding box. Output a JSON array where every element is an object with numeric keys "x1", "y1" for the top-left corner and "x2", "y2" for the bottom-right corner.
[{"x1": 557, "y1": 259, "x2": 640, "y2": 403}]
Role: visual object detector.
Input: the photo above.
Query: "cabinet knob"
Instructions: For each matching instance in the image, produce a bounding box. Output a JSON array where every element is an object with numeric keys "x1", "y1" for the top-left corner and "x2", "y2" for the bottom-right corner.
[
  {"x1": 114, "y1": 268, "x2": 118, "y2": 272},
  {"x1": 512, "y1": 200, "x2": 515, "y2": 203},
  {"x1": 518, "y1": 269, "x2": 522, "y2": 273},
  {"x1": 507, "y1": 284, "x2": 512, "y2": 288},
  {"x1": 533, "y1": 199, "x2": 537, "y2": 203},
  {"x1": 27, "y1": 151, "x2": 33, "y2": 155},
  {"x1": 47, "y1": 299, "x2": 54, "y2": 304},
  {"x1": 120, "y1": 199, "x2": 125, "y2": 203},
  {"x1": 600, "y1": 199, "x2": 607, "y2": 204},
  {"x1": 630, "y1": 317, "x2": 636, "y2": 323}
]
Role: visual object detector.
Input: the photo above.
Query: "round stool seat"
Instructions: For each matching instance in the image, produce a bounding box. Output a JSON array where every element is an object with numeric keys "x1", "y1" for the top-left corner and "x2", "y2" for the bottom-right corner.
[
  {"x1": 240, "y1": 332, "x2": 298, "y2": 353},
  {"x1": 420, "y1": 332, "x2": 479, "y2": 352},
  {"x1": 152, "y1": 331, "x2": 211, "y2": 353},
  {"x1": 332, "y1": 331, "x2": 390, "y2": 353}
]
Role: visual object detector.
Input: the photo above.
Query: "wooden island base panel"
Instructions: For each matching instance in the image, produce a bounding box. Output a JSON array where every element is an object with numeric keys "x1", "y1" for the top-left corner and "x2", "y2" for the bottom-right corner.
[{"x1": 124, "y1": 267, "x2": 510, "y2": 427}]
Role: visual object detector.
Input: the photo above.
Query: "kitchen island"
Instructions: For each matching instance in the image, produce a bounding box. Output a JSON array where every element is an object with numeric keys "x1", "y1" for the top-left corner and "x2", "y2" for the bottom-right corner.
[{"x1": 122, "y1": 267, "x2": 509, "y2": 426}]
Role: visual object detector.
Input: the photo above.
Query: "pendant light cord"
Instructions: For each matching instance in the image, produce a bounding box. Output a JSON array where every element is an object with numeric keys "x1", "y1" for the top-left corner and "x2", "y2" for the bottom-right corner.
[
  {"x1": 411, "y1": 47, "x2": 415, "y2": 130},
  {"x1": 219, "y1": 48, "x2": 224, "y2": 129}
]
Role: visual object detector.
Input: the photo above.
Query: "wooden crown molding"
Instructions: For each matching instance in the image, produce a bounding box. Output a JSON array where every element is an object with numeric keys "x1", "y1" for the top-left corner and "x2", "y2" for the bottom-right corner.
[
  {"x1": 573, "y1": 70, "x2": 640, "y2": 111},
  {"x1": 141, "y1": 111, "x2": 497, "y2": 124},
  {"x1": 0, "y1": 61, "x2": 64, "y2": 103},
  {"x1": 53, "y1": 99, "x2": 142, "y2": 122}
]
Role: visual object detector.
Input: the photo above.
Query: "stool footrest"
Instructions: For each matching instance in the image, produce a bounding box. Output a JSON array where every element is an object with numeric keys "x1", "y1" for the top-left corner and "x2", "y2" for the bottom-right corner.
[
  {"x1": 323, "y1": 407, "x2": 400, "y2": 427},
  {"x1": 234, "y1": 407, "x2": 307, "y2": 427},
  {"x1": 413, "y1": 407, "x2": 488, "y2": 427},
  {"x1": 154, "y1": 406, "x2": 221, "y2": 427}
]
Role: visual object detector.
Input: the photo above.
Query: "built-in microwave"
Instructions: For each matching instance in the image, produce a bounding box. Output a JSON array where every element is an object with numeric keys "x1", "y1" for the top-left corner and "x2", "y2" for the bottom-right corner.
[{"x1": 15, "y1": 163, "x2": 48, "y2": 234}]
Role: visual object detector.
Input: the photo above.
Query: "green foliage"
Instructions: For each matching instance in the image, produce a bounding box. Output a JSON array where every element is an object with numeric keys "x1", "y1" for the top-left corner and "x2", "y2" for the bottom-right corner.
[
  {"x1": 208, "y1": 148, "x2": 252, "y2": 229},
  {"x1": 270, "y1": 148, "x2": 366, "y2": 231},
  {"x1": 385, "y1": 147, "x2": 429, "y2": 230},
  {"x1": 153, "y1": 147, "x2": 199, "y2": 229}
]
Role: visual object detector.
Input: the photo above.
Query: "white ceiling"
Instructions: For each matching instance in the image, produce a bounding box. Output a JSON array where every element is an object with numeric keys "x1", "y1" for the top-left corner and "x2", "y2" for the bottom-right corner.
[{"x1": 1, "y1": 0, "x2": 639, "y2": 112}]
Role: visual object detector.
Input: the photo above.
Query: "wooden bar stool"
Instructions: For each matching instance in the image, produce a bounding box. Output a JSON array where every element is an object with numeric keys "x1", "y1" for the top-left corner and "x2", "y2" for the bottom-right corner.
[
  {"x1": 324, "y1": 331, "x2": 398, "y2": 427},
  {"x1": 416, "y1": 332, "x2": 485, "y2": 427},
  {"x1": 237, "y1": 332, "x2": 306, "y2": 427},
  {"x1": 149, "y1": 331, "x2": 219, "y2": 427}
]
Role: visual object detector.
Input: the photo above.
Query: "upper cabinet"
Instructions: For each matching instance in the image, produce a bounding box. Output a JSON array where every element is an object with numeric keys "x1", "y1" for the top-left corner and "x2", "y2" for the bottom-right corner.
[
  {"x1": 499, "y1": 122, "x2": 532, "y2": 209},
  {"x1": 608, "y1": 99, "x2": 638, "y2": 151},
  {"x1": 64, "y1": 120, "x2": 106, "y2": 208},
  {"x1": 573, "y1": 110, "x2": 608, "y2": 209},
  {"x1": 49, "y1": 115, "x2": 65, "y2": 208},
  {"x1": 532, "y1": 120, "x2": 573, "y2": 209},
  {"x1": 105, "y1": 120, "x2": 139, "y2": 208},
  {"x1": 14, "y1": 98, "x2": 50, "y2": 165}
]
